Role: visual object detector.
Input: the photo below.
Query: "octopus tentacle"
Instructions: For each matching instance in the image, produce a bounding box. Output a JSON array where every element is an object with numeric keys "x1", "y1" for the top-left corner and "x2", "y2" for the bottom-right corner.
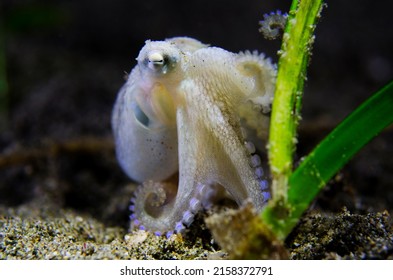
[
  {"x1": 236, "y1": 50, "x2": 276, "y2": 112},
  {"x1": 236, "y1": 51, "x2": 276, "y2": 144},
  {"x1": 127, "y1": 104, "x2": 209, "y2": 235},
  {"x1": 181, "y1": 78, "x2": 269, "y2": 210},
  {"x1": 259, "y1": 10, "x2": 288, "y2": 40},
  {"x1": 130, "y1": 180, "x2": 201, "y2": 236},
  {"x1": 244, "y1": 139, "x2": 271, "y2": 202},
  {"x1": 129, "y1": 181, "x2": 219, "y2": 236}
]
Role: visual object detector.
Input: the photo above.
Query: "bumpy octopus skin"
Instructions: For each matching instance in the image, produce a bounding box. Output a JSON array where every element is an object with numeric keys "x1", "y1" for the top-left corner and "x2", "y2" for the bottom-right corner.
[{"x1": 112, "y1": 37, "x2": 276, "y2": 236}]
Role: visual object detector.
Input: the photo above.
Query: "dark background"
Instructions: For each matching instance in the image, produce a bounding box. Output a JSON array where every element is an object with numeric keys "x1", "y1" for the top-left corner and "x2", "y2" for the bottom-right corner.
[
  {"x1": 2, "y1": 0, "x2": 393, "y2": 136},
  {"x1": 0, "y1": 0, "x2": 392, "y2": 219}
]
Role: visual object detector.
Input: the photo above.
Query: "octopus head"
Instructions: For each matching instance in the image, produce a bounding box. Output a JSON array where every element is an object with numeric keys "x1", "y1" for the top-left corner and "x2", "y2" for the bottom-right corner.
[{"x1": 137, "y1": 40, "x2": 183, "y2": 77}]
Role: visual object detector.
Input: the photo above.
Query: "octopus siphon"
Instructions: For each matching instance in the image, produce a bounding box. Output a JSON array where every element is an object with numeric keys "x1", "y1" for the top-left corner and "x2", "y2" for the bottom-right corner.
[{"x1": 112, "y1": 37, "x2": 276, "y2": 237}]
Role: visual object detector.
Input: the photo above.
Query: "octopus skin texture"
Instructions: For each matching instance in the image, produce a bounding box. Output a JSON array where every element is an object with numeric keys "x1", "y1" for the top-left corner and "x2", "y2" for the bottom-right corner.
[{"x1": 111, "y1": 37, "x2": 276, "y2": 236}]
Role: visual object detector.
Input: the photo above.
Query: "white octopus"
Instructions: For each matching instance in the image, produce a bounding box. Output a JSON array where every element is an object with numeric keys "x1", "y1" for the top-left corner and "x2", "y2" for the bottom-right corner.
[{"x1": 112, "y1": 37, "x2": 276, "y2": 236}]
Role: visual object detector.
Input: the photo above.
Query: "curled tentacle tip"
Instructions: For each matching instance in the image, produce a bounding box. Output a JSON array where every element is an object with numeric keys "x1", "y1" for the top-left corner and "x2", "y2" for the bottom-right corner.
[
  {"x1": 154, "y1": 231, "x2": 162, "y2": 237},
  {"x1": 259, "y1": 10, "x2": 288, "y2": 40},
  {"x1": 166, "y1": 231, "x2": 174, "y2": 238}
]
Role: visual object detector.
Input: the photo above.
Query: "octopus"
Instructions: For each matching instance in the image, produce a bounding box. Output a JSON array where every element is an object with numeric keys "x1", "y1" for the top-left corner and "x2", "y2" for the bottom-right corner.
[{"x1": 111, "y1": 37, "x2": 276, "y2": 237}]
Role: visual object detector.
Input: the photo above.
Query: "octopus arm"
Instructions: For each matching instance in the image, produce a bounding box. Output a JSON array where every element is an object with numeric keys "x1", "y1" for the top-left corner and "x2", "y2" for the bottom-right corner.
[
  {"x1": 235, "y1": 50, "x2": 277, "y2": 145},
  {"x1": 180, "y1": 80, "x2": 266, "y2": 210},
  {"x1": 131, "y1": 101, "x2": 205, "y2": 235}
]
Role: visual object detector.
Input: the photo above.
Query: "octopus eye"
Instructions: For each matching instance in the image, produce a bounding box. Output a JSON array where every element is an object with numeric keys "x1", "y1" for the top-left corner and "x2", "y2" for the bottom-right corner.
[
  {"x1": 133, "y1": 102, "x2": 150, "y2": 127},
  {"x1": 148, "y1": 52, "x2": 165, "y2": 66},
  {"x1": 145, "y1": 51, "x2": 176, "y2": 74}
]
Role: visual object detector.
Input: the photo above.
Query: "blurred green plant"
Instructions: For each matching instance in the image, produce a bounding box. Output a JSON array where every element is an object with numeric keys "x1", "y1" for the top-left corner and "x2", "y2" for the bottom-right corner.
[
  {"x1": 4, "y1": 4, "x2": 68, "y2": 33},
  {"x1": 0, "y1": 3, "x2": 69, "y2": 128},
  {"x1": 261, "y1": 0, "x2": 325, "y2": 241}
]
